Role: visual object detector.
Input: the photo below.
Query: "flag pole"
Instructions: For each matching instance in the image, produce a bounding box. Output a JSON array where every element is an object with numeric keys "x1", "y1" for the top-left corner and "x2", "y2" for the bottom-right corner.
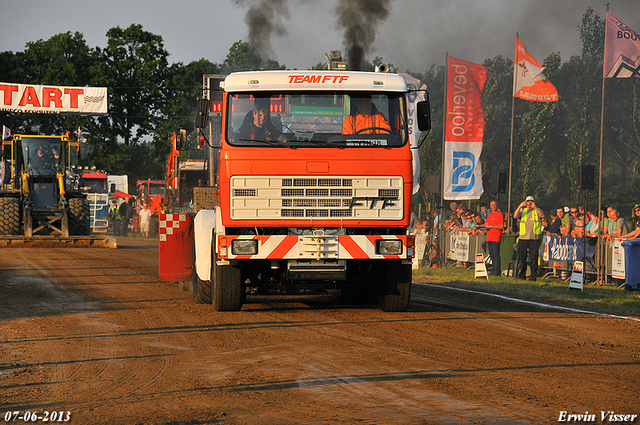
[
  {"x1": 440, "y1": 52, "x2": 448, "y2": 213},
  {"x1": 598, "y1": 5, "x2": 609, "y2": 218},
  {"x1": 439, "y1": 52, "x2": 449, "y2": 266},
  {"x1": 507, "y1": 33, "x2": 518, "y2": 233},
  {"x1": 597, "y1": 3, "x2": 609, "y2": 284}
]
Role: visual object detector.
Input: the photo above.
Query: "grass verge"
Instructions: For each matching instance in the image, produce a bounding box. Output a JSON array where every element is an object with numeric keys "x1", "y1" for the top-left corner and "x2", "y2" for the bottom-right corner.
[{"x1": 412, "y1": 265, "x2": 640, "y2": 318}]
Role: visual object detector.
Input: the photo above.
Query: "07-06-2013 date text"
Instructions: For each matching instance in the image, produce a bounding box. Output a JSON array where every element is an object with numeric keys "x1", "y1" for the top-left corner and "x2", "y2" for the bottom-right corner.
[{"x1": 4, "y1": 411, "x2": 71, "y2": 422}]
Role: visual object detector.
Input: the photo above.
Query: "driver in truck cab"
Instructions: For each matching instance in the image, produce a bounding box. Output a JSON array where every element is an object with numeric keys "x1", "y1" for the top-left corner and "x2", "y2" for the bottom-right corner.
[
  {"x1": 342, "y1": 96, "x2": 392, "y2": 135},
  {"x1": 237, "y1": 103, "x2": 288, "y2": 143}
]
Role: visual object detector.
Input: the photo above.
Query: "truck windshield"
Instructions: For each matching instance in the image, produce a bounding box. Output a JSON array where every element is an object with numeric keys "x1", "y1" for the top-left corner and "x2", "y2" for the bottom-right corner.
[
  {"x1": 149, "y1": 185, "x2": 164, "y2": 196},
  {"x1": 83, "y1": 178, "x2": 108, "y2": 193},
  {"x1": 21, "y1": 137, "x2": 62, "y2": 176},
  {"x1": 226, "y1": 92, "x2": 407, "y2": 148}
]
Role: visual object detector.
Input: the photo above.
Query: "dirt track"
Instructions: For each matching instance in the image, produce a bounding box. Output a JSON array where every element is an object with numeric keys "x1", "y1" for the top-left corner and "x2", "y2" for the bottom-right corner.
[{"x1": 1, "y1": 237, "x2": 639, "y2": 424}]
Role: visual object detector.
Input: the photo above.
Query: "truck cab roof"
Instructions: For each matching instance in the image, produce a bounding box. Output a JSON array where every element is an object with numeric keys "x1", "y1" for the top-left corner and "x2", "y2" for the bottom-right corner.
[{"x1": 222, "y1": 70, "x2": 408, "y2": 93}]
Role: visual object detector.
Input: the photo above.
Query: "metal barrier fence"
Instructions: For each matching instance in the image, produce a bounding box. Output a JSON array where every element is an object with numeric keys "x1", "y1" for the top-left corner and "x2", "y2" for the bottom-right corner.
[{"x1": 414, "y1": 229, "x2": 627, "y2": 280}]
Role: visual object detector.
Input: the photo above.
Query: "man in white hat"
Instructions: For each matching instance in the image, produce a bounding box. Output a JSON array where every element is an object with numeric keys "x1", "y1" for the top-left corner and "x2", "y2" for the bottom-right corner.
[{"x1": 513, "y1": 195, "x2": 545, "y2": 281}]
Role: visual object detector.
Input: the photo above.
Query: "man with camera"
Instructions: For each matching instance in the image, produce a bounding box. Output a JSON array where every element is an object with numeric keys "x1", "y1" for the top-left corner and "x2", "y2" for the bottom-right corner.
[{"x1": 513, "y1": 196, "x2": 545, "y2": 281}]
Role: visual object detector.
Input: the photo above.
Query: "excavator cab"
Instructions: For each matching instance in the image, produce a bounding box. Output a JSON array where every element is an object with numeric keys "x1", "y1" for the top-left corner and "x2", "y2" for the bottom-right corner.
[{"x1": 0, "y1": 134, "x2": 90, "y2": 237}]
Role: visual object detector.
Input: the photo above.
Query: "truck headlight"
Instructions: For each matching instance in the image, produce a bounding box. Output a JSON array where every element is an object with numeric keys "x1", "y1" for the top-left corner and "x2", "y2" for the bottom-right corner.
[
  {"x1": 376, "y1": 239, "x2": 403, "y2": 255},
  {"x1": 231, "y1": 239, "x2": 259, "y2": 255}
]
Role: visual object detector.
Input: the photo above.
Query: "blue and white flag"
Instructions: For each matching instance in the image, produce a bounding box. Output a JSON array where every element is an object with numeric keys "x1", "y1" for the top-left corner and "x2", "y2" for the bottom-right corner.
[{"x1": 443, "y1": 56, "x2": 487, "y2": 200}]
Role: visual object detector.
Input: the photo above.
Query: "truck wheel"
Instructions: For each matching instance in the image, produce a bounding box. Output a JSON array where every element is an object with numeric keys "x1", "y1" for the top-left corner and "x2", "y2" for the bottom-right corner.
[
  {"x1": 68, "y1": 198, "x2": 90, "y2": 236},
  {"x1": 193, "y1": 265, "x2": 212, "y2": 304},
  {"x1": 0, "y1": 197, "x2": 20, "y2": 235},
  {"x1": 378, "y1": 260, "x2": 412, "y2": 312},
  {"x1": 212, "y1": 254, "x2": 243, "y2": 311},
  {"x1": 149, "y1": 215, "x2": 159, "y2": 238},
  {"x1": 192, "y1": 236, "x2": 212, "y2": 304}
]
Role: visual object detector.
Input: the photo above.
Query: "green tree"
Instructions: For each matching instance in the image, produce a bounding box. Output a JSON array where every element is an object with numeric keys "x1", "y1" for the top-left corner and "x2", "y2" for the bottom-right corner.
[
  {"x1": 83, "y1": 24, "x2": 170, "y2": 187},
  {"x1": 562, "y1": 8, "x2": 604, "y2": 196},
  {"x1": 516, "y1": 53, "x2": 564, "y2": 206},
  {"x1": 0, "y1": 50, "x2": 27, "y2": 134},
  {"x1": 480, "y1": 55, "x2": 514, "y2": 199},
  {"x1": 93, "y1": 24, "x2": 169, "y2": 147},
  {"x1": 221, "y1": 40, "x2": 285, "y2": 73},
  {"x1": 2, "y1": 32, "x2": 96, "y2": 136},
  {"x1": 155, "y1": 59, "x2": 221, "y2": 161},
  {"x1": 221, "y1": 41, "x2": 262, "y2": 73}
]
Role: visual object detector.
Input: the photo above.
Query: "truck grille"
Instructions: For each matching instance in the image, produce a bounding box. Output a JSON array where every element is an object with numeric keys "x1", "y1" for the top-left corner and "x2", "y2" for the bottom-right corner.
[{"x1": 230, "y1": 176, "x2": 403, "y2": 220}]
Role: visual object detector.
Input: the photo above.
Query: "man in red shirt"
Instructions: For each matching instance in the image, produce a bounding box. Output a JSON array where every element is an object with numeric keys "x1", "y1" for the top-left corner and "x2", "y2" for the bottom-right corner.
[{"x1": 484, "y1": 200, "x2": 504, "y2": 276}]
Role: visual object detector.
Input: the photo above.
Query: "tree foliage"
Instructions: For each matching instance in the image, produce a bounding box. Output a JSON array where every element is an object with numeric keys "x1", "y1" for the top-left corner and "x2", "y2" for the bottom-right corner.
[
  {"x1": 406, "y1": 7, "x2": 639, "y2": 219},
  {"x1": 0, "y1": 10, "x2": 638, "y2": 217}
]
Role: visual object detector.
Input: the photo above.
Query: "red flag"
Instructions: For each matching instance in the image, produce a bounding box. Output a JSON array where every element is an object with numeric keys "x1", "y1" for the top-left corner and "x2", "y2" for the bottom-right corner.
[
  {"x1": 513, "y1": 36, "x2": 559, "y2": 102},
  {"x1": 604, "y1": 11, "x2": 640, "y2": 78},
  {"x1": 445, "y1": 56, "x2": 487, "y2": 144}
]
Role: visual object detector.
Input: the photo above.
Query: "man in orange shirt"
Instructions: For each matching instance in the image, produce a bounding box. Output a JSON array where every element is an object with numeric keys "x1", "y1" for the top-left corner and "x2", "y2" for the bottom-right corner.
[{"x1": 342, "y1": 97, "x2": 392, "y2": 134}]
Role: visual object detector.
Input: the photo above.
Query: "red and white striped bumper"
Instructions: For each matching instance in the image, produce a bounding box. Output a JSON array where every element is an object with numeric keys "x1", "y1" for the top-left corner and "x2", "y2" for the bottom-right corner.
[{"x1": 217, "y1": 234, "x2": 415, "y2": 260}]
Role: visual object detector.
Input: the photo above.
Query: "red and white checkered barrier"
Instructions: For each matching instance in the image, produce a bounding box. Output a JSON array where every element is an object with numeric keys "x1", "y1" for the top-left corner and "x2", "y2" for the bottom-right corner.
[
  {"x1": 159, "y1": 213, "x2": 194, "y2": 282},
  {"x1": 159, "y1": 213, "x2": 189, "y2": 242}
]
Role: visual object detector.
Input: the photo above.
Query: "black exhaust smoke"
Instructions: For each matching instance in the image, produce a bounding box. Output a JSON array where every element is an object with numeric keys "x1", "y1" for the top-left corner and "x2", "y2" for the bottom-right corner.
[
  {"x1": 234, "y1": 0, "x2": 392, "y2": 70},
  {"x1": 233, "y1": 0, "x2": 291, "y2": 64},
  {"x1": 335, "y1": 0, "x2": 392, "y2": 71}
]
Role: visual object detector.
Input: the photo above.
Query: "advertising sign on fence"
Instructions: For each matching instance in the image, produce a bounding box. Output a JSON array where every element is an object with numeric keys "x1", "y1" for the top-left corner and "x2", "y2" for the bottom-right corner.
[
  {"x1": 611, "y1": 240, "x2": 626, "y2": 280},
  {"x1": 448, "y1": 232, "x2": 470, "y2": 262},
  {"x1": 545, "y1": 235, "x2": 595, "y2": 262},
  {"x1": 568, "y1": 261, "x2": 584, "y2": 291}
]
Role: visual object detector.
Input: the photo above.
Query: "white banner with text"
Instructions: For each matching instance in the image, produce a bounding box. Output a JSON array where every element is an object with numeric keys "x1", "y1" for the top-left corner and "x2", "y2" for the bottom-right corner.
[{"x1": 0, "y1": 82, "x2": 107, "y2": 115}]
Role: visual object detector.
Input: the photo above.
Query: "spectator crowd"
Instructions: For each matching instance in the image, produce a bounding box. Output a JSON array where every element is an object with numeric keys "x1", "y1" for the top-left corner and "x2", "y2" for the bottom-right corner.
[
  {"x1": 414, "y1": 201, "x2": 640, "y2": 243},
  {"x1": 412, "y1": 199, "x2": 640, "y2": 279}
]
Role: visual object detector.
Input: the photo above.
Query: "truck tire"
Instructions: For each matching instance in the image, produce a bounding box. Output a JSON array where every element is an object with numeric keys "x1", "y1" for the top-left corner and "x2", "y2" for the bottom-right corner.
[
  {"x1": 149, "y1": 215, "x2": 159, "y2": 238},
  {"x1": 212, "y1": 254, "x2": 243, "y2": 311},
  {"x1": 193, "y1": 267, "x2": 212, "y2": 304},
  {"x1": 0, "y1": 197, "x2": 20, "y2": 235},
  {"x1": 378, "y1": 260, "x2": 412, "y2": 312},
  {"x1": 192, "y1": 244, "x2": 212, "y2": 304},
  {"x1": 68, "y1": 198, "x2": 91, "y2": 236}
]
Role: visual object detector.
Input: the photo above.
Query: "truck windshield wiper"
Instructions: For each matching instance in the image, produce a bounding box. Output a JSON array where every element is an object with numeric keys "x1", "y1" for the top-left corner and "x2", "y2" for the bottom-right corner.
[
  {"x1": 298, "y1": 139, "x2": 341, "y2": 148},
  {"x1": 237, "y1": 138, "x2": 294, "y2": 148}
]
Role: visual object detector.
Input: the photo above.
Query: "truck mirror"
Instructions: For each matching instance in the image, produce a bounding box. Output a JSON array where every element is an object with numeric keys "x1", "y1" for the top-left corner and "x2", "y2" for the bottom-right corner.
[
  {"x1": 176, "y1": 129, "x2": 187, "y2": 150},
  {"x1": 416, "y1": 100, "x2": 431, "y2": 132},
  {"x1": 110, "y1": 183, "x2": 116, "y2": 193},
  {"x1": 195, "y1": 99, "x2": 210, "y2": 129}
]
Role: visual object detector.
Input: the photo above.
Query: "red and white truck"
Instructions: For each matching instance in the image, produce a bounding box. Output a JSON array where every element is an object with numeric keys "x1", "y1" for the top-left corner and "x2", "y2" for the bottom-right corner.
[{"x1": 191, "y1": 70, "x2": 430, "y2": 311}]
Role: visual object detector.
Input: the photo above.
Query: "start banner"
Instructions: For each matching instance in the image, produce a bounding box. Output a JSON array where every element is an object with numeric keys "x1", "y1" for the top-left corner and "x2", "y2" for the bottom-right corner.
[{"x1": 0, "y1": 82, "x2": 107, "y2": 115}]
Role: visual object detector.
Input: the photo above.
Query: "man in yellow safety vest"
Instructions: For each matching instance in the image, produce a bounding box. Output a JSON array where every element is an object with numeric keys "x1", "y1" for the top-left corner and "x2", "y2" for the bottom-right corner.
[{"x1": 513, "y1": 195, "x2": 546, "y2": 281}]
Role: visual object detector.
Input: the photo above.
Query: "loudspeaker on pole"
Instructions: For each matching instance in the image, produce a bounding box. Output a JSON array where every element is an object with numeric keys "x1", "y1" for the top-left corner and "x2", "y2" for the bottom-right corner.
[
  {"x1": 577, "y1": 165, "x2": 595, "y2": 190},
  {"x1": 490, "y1": 171, "x2": 507, "y2": 194}
]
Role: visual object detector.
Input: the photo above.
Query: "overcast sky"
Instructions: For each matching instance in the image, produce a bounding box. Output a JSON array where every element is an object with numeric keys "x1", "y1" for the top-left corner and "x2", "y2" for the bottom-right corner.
[{"x1": 1, "y1": 0, "x2": 638, "y2": 75}]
